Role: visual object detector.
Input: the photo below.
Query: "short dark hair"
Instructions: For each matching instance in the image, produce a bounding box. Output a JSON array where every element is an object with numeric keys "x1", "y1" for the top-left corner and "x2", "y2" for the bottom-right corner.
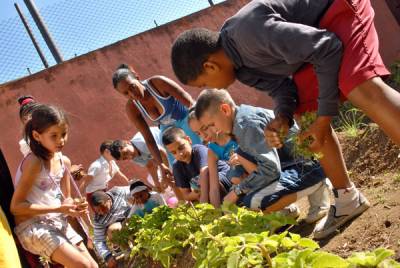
[
  {"x1": 195, "y1": 89, "x2": 235, "y2": 119},
  {"x1": 17, "y1": 95, "x2": 41, "y2": 121},
  {"x1": 111, "y1": 63, "x2": 139, "y2": 89},
  {"x1": 162, "y1": 127, "x2": 187, "y2": 146},
  {"x1": 100, "y1": 140, "x2": 113, "y2": 154},
  {"x1": 90, "y1": 191, "x2": 110, "y2": 207},
  {"x1": 171, "y1": 28, "x2": 220, "y2": 84},
  {"x1": 25, "y1": 104, "x2": 69, "y2": 160},
  {"x1": 129, "y1": 180, "x2": 147, "y2": 192},
  {"x1": 109, "y1": 140, "x2": 130, "y2": 160}
]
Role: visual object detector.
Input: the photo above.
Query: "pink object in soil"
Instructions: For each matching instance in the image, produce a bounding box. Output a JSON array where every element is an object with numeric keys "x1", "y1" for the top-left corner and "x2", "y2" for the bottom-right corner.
[{"x1": 167, "y1": 197, "x2": 178, "y2": 208}]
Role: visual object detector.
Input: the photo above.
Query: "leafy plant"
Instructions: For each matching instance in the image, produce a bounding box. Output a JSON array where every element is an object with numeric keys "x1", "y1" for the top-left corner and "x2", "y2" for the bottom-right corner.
[
  {"x1": 287, "y1": 112, "x2": 323, "y2": 159},
  {"x1": 111, "y1": 204, "x2": 400, "y2": 268}
]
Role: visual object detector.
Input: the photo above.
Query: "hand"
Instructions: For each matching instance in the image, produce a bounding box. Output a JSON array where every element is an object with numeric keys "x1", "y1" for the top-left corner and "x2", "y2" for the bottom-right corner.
[
  {"x1": 299, "y1": 116, "x2": 332, "y2": 152},
  {"x1": 160, "y1": 163, "x2": 173, "y2": 183},
  {"x1": 264, "y1": 115, "x2": 290, "y2": 148},
  {"x1": 58, "y1": 204, "x2": 82, "y2": 217},
  {"x1": 107, "y1": 256, "x2": 118, "y2": 268},
  {"x1": 70, "y1": 164, "x2": 83, "y2": 174},
  {"x1": 230, "y1": 177, "x2": 241, "y2": 185},
  {"x1": 87, "y1": 238, "x2": 94, "y2": 250},
  {"x1": 223, "y1": 191, "x2": 239, "y2": 204},
  {"x1": 228, "y1": 153, "x2": 240, "y2": 166}
]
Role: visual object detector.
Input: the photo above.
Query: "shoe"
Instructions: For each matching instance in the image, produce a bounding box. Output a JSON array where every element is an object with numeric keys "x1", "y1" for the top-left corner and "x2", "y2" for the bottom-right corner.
[
  {"x1": 279, "y1": 203, "x2": 300, "y2": 219},
  {"x1": 313, "y1": 188, "x2": 370, "y2": 239},
  {"x1": 305, "y1": 180, "x2": 330, "y2": 224}
]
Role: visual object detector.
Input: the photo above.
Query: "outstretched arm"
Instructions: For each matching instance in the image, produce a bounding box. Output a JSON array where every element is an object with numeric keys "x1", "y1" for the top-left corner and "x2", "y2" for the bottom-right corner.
[{"x1": 150, "y1": 76, "x2": 195, "y2": 108}]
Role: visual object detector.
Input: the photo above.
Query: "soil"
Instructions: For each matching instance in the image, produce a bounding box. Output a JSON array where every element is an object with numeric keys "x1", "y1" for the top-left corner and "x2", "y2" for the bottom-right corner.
[{"x1": 294, "y1": 125, "x2": 400, "y2": 261}]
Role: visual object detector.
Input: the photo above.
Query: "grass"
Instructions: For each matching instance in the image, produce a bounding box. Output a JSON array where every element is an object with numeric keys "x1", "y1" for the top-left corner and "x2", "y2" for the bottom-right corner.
[{"x1": 336, "y1": 107, "x2": 367, "y2": 138}]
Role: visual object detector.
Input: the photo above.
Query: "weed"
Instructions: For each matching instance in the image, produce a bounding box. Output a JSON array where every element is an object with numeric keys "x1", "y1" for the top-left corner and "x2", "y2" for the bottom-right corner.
[
  {"x1": 336, "y1": 107, "x2": 367, "y2": 138},
  {"x1": 393, "y1": 173, "x2": 400, "y2": 184}
]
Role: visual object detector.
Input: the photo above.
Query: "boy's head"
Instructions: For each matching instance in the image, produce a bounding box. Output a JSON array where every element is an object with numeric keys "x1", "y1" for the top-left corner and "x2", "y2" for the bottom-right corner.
[
  {"x1": 91, "y1": 191, "x2": 112, "y2": 216},
  {"x1": 195, "y1": 89, "x2": 236, "y2": 136},
  {"x1": 110, "y1": 140, "x2": 136, "y2": 160},
  {"x1": 171, "y1": 28, "x2": 235, "y2": 89},
  {"x1": 188, "y1": 110, "x2": 216, "y2": 143},
  {"x1": 128, "y1": 180, "x2": 150, "y2": 205},
  {"x1": 100, "y1": 140, "x2": 114, "y2": 160},
  {"x1": 162, "y1": 127, "x2": 192, "y2": 164}
]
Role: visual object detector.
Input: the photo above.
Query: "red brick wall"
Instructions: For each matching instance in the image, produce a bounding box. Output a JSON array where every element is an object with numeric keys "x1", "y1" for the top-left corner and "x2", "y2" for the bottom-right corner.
[{"x1": 0, "y1": 0, "x2": 399, "y2": 184}]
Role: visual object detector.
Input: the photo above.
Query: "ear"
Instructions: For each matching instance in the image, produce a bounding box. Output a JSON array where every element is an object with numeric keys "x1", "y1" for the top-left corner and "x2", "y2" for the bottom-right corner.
[
  {"x1": 220, "y1": 103, "x2": 232, "y2": 116},
  {"x1": 32, "y1": 130, "x2": 41, "y2": 143},
  {"x1": 184, "y1": 135, "x2": 192, "y2": 145},
  {"x1": 202, "y1": 61, "x2": 220, "y2": 74}
]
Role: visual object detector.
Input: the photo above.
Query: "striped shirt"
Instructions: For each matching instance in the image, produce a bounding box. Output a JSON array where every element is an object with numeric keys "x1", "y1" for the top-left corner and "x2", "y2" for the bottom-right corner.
[{"x1": 93, "y1": 186, "x2": 131, "y2": 260}]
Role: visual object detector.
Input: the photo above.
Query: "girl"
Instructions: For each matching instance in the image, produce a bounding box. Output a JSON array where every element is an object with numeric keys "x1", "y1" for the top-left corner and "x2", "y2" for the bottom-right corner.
[
  {"x1": 11, "y1": 104, "x2": 98, "y2": 268},
  {"x1": 112, "y1": 64, "x2": 201, "y2": 188},
  {"x1": 17, "y1": 95, "x2": 41, "y2": 157}
]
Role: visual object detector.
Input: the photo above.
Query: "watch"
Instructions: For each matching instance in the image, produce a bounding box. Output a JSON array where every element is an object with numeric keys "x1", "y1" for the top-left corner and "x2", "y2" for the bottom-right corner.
[{"x1": 233, "y1": 185, "x2": 243, "y2": 196}]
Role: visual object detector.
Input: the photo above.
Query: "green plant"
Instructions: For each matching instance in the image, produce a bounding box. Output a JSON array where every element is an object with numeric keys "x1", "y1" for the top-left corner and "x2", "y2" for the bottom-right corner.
[
  {"x1": 112, "y1": 204, "x2": 400, "y2": 268},
  {"x1": 389, "y1": 60, "x2": 400, "y2": 89},
  {"x1": 287, "y1": 112, "x2": 323, "y2": 159},
  {"x1": 336, "y1": 107, "x2": 367, "y2": 138}
]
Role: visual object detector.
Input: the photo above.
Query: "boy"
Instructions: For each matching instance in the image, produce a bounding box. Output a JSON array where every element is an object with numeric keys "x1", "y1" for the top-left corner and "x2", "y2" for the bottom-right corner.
[
  {"x1": 109, "y1": 127, "x2": 170, "y2": 191},
  {"x1": 162, "y1": 127, "x2": 231, "y2": 203},
  {"x1": 81, "y1": 141, "x2": 129, "y2": 205},
  {"x1": 127, "y1": 180, "x2": 165, "y2": 217},
  {"x1": 90, "y1": 187, "x2": 131, "y2": 268},
  {"x1": 194, "y1": 89, "x2": 330, "y2": 225},
  {"x1": 169, "y1": 0, "x2": 400, "y2": 237}
]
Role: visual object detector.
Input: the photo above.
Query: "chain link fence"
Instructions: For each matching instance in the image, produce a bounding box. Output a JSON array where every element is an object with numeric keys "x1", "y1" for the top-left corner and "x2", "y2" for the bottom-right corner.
[{"x1": 0, "y1": 0, "x2": 225, "y2": 84}]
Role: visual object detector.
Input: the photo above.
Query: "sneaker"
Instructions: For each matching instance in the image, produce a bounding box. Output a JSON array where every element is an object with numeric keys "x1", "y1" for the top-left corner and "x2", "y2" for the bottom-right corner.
[
  {"x1": 305, "y1": 180, "x2": 330, "y2": 224},
  {"x1": 313, "y1": 188, "x2": 370, "y2": 239},
  {"x1": 279, "y1": 203, "x2": 301, "y2": 219}
]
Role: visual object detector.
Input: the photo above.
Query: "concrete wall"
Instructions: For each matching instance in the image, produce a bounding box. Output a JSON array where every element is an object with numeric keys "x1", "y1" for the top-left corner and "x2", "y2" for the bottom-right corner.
[{"x1": 0, "y1": 0, "x2": 399, "y2": 184}]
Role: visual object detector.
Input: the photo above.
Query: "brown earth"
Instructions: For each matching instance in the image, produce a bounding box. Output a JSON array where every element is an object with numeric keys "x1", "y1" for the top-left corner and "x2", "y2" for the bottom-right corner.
[{"x1": 294, "y1": 125, "x2": 400, "y2": 261}]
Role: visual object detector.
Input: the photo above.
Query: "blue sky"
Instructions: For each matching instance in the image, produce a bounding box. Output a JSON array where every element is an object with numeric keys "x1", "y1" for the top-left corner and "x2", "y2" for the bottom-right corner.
[{"x1": 0, "y1": 0, "x2": 224, "y2": 84}]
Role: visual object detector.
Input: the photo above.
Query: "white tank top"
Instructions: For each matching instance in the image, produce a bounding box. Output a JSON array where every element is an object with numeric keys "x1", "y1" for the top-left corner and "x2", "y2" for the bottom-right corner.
[{"x1": 14, "y1": 152, "x2": 65, "y2": 217}]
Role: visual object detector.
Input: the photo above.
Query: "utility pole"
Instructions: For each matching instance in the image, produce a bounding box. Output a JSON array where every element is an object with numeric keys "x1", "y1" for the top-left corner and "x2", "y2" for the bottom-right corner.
[
  {"x1": 23, "y1": 0, "x2": 64, "y2": 63},
  {"x1": 208, "y1": 0, "x2": 214, "y2": 6},
  {"x1": 14, "y1": 3, "x2": 49, "y2": 68}
]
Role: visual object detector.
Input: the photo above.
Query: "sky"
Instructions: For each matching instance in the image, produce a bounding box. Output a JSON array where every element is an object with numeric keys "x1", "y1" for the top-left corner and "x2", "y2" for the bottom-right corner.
[{"x1": 0, "y1": 0, "x2": 224, "y2": 84}]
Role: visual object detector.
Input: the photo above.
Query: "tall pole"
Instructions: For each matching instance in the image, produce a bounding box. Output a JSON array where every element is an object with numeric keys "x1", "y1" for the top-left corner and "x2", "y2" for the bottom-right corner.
[
  {"x1": 23, "y1": 0, "x2": 63, "y2": 63},
  {"x1": 208, "y1": 0, "x2": 214, "y2": 6},
  {"x1": 14, "y1": 3, "x2": 49, "y2": 68}
]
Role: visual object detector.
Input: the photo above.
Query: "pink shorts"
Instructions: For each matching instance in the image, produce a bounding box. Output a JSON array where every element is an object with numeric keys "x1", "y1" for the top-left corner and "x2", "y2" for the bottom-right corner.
[{"x1": 293, "y1": 0, "x2": 390, "y2": 114}]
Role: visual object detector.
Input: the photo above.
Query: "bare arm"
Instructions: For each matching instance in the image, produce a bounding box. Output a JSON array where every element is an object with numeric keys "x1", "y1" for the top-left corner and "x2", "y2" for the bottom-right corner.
[
  {"x1": 78, "y1": 175, "x2": 94, "y2": 194},
  {"x1": 125, "y1": 101, "x2": 164, "y2": 166},
  {"x1": 113, "y1": 170, "x2": 129, "y2": 185},
  {"x1": 10, "y1": 155, "x2": 76, "y2": 217},
  {"x1": 150, "y1": 76, "x2": 195, "y2": 108},
  {"x1": 199, "y1": 166, "x2": 210, "y2": 203},
  {"x1": 208, "y1": 149, "x2": 222, "y2": 208},
  {"x1": 61, "y1": 156, "x2": 72, "y2": 199},
  {"x1": 146, "y1": 160, "x2": 162, "y2": 189},
  {"x1": 237, "y1": 155, "x2": 257, "y2": 174}
]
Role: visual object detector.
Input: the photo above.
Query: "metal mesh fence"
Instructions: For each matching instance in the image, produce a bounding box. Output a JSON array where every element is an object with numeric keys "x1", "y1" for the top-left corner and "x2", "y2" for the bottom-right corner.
[{"x1": 0, "y1": 0, "x2": 226, "y2": 84}]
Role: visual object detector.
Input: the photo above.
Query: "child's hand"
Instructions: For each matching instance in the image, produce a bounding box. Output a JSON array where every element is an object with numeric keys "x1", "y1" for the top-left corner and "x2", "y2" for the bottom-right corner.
[
  {"x1": 299, "y1": 116, "x2": 332, "y2": 152},
  {"x1": 228, "y1": 153, "x2": 240, "y2": 166},
  {"x1": 223, "y1": 191, "x2": 239, "y2": 204},
  {"x1": 230, "y1": 177, "x2": 241, "y2": 185},
  {"x1": 264, "y1": 116, "x2": 290, "y2": 148},
  {"x1": 58, "y1": 204, "x2": 82, "y2": 217}
]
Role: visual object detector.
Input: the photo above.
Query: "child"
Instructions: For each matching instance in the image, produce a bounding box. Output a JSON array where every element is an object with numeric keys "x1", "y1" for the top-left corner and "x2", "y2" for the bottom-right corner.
[
  {"x1": 17, "y1": 95, "x2": 41, "y2": 157},
  {"x1": 80, "y1": 140, "x2": 129, "y2": 204},
  {"x1": 109, "y1": 127, "x2": 183, "y2": 200},
  {"x1": 10, "y1": 104, "x2": 97, "y2": 267},
  {"x1": 169, "y1": 0, "x2": 400, "y2": 237},
  {"x1": 111, "y1": 63, "x2": 201, "y2": 177},
  {"x1": 109, "y1": 127, "x2": 167, "y2": 190},
  {"x1": 194, "y1": 89, "x2": 330, "y2": 224},
  {"x1": 162, "y1": 127, "x2": 231, "y2": 203},
  {"x1": 90, "y1": 187, "x2": 131, "y2": 268},
  {"x1": 127, "y1": 180, "x2": 165, "y2": 217}
]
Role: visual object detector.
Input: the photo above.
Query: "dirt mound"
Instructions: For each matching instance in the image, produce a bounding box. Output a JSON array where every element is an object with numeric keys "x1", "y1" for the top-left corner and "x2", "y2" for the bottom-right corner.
[{"x1": 338, "y1": 124, "x2": 400, "y2": 186}]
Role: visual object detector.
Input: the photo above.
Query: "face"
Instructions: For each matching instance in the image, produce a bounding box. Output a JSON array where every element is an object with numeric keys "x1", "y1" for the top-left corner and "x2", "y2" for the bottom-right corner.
[
  {"x1": 187, "y1": 61, "x2": 235, "y2": 89},
  {"x1": 129, "y1": 190, "x2": 150, "y2": 205},
  {"x1": 188, "y1": 117, "x2": 212, "y2": 142},
  {"x1": 93, "y1": 199, "x2": 112, "y2": 215},
  {"x1": 116, "y1": 75, "x2": 145, "y2": 101},
  {"x1": 119, "y1": 143, "x2": 136, "y2": 160},
  {"x1": 199, "y1": 104, "x2": 234, "y2": 136},
  {"x1": 165, "y1": 136, "x2": 192, "y2": 164},
  {"x1": 32, "y1": 124, "x2": 68, "y2": 154},
  {"x1": 102, "y1": 149, "x2": 114, "y2": 161}
]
